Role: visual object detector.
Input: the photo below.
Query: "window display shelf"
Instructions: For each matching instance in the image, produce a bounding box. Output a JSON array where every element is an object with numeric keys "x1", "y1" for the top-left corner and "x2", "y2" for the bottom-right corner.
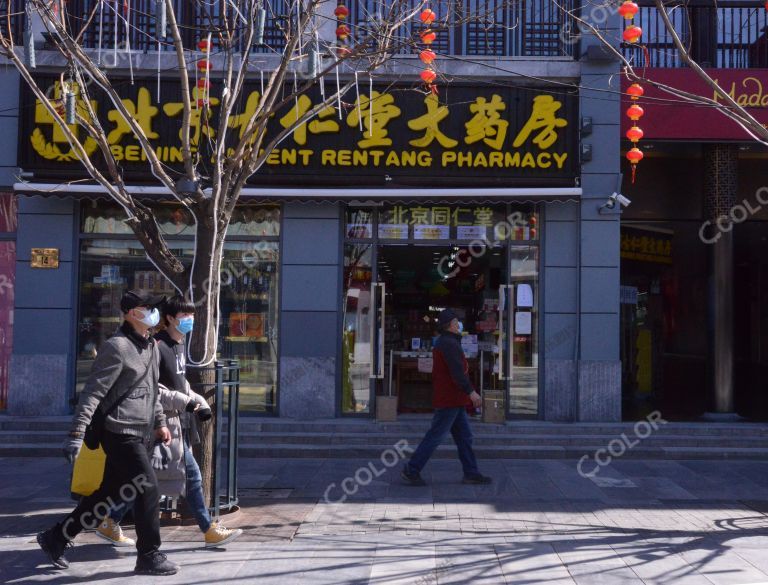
[
  {"x1": 237, "y1": 294, "x2": 271, "y2": 301},
  {"x1": 225, "y1": 336, "x2": 268, "y2": 342}
]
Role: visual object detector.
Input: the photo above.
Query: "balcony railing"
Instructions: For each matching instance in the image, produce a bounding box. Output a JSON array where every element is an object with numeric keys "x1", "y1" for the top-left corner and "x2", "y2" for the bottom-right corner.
[
  {"x1": 0, "y1": 0, "x2": 25, "y2": 45},
  {"x1": 350, "y1": 0, "x2": 579, "y2": 57},
  {"x1": 60, "y1": 0, "x2": 577, "y2": 59},
  {"x1": 622, "y1": 1, "x2": 768, "y2": 68},
  {"x1": 64, "y1": 0, "x2": 286, "y2": 53}
]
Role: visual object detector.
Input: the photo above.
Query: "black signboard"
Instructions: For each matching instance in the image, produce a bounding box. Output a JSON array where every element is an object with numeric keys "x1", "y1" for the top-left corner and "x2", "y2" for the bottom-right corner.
[{"x1": 19, "y1": 76, "x2": 579, "y2": 186}]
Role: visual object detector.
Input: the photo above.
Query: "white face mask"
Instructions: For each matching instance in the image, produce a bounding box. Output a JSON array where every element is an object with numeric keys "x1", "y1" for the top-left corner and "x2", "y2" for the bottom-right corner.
[{"x1": 136, "y1": 307, "x2": 160, "y2": 328}]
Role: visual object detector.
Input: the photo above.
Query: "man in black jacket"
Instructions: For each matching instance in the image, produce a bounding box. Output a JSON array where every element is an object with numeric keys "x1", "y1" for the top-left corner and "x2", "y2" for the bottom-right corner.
[{"x1": 36, "y1": 290, "x2": 179, "y2": 576}]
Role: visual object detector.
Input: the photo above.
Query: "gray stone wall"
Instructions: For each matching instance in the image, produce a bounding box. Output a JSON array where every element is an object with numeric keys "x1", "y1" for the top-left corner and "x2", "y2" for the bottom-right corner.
[
  {"x1": 0, "y1": 68, "x2": 19, "y2": 189},
  {"x1": 8, "y1": 196, "x2": 76, "y2": 415},
  {"x1": 278, "y1": 202, "x2": 341, "y2": 418}
]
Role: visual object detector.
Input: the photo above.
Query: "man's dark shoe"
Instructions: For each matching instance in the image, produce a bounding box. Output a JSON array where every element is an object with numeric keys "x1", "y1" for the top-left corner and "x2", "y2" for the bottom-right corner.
[
  {"x1": 36, "y1": 526, "x2": 71, "y2": 569},
  {"x1": 462, "y1": 474, "x2": 493, "y2": 485},
  {"x1": 135, "y1": 551, "x2": 179, "y2": 576},
  {"x1": 401, "y1": 467, "x2": 427, "y2": 486}
]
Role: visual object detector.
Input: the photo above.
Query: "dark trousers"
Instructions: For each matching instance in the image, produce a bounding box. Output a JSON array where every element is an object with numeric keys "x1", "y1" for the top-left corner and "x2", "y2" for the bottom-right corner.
[
  {"x1": 405, "y1": 407, "x2": 481, "y2": 477},
  {"x1": 59, "y1": 431, "x2": 161, "y2": 557}
]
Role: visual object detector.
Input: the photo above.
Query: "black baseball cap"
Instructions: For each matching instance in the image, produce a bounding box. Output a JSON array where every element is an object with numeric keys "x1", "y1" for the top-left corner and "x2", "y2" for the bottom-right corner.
[
  {"x1": 120, "y1": 289, "x2": 167, "y2": 313},
  {"x1": 437, "y1": 308, "x2": 459, "y2": 327}
]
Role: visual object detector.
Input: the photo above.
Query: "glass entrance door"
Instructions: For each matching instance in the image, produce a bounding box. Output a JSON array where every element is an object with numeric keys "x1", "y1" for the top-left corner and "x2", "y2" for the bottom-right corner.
[
  {"x1": 376, "y1": 244, "x2": 510, "y2": 413},
  {"x1": 507, "y1": 246, "x2": 539, "y2": 416},
  {"x1": 342, "y1": 242, "x2": 376, "y2": 414},
  {"x1": 342, "y1": 204, "x2": 540, "y2": 418}
]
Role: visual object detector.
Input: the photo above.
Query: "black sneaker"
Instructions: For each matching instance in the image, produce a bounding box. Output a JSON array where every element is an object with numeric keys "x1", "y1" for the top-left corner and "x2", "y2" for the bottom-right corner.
[
  {"x1": 135, "y1": 551, "x2": 179, "y2": 576},
  {"x1": 401, "y1": 466, "x2": 427, "y2": 486},
  {"x1": 36, "y1": 526, "x2": 71, "y2": 569},
  {"x1": 462, "y1": 474, "x2": 493, "y2": 485}
]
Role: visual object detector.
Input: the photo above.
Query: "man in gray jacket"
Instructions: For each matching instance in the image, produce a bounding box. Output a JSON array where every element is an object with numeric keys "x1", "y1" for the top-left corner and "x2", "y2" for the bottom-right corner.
[{"x1": 37, "y1": 290, "x2": 178, "y2": 576}]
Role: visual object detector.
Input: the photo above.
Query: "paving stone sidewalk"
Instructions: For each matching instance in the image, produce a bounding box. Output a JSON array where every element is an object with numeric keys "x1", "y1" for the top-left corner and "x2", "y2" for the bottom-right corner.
[{"x1": 3, "y1": 456, "x2": 768, "y2": 584}]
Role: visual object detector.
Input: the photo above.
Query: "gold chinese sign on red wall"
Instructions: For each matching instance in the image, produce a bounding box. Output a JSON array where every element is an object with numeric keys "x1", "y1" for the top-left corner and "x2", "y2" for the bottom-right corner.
[{"x1": 20, "y1": 77, "x2": 578, "y2": 186}]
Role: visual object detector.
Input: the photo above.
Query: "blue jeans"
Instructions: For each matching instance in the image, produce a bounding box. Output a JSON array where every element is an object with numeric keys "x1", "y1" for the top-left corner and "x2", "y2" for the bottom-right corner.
[
  {"x1": 405, "y1": 407, "x2": 481, "y2": 477},
  {"x1": 111, "y1": 444, "x2": 212, "y2": 533}
]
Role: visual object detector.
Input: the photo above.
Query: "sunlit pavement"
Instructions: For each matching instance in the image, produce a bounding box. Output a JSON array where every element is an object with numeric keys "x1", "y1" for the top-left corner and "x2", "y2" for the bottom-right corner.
[{"x1": 3, "y1": 456, "x2": 768, "y2": 584}]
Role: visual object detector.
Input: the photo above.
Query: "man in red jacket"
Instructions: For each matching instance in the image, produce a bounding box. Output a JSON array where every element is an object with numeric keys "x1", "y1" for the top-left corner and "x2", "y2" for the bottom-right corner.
[{"x1": 401, "y1": 309, "x2": 492, "y2": 486}]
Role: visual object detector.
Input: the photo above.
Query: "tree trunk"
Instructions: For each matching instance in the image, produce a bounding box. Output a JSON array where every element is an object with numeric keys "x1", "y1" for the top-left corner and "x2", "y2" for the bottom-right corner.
[{"x1": 186, "y1": 210, "x2": 225, "y2": 508}]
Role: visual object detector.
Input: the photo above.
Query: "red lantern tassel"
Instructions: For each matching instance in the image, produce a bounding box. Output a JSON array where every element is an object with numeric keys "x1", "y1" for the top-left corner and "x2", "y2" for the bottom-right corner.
[{"x1": 631, "y1": 164, "x2": 637, "y2": 184}]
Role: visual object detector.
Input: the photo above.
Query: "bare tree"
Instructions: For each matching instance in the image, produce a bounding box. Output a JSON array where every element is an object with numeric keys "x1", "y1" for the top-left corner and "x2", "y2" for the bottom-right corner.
[{"x1": 0, "y1": 0, "x2": 431, "y2": 502}]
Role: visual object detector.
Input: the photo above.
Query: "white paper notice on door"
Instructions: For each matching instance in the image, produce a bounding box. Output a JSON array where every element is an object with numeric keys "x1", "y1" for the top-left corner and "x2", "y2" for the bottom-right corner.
[
  {"x1": 515, "y1": 311, "x2": 532, "y2": 335},
  {"x1": 418, "y1": 358, "x2": 433, "y2": 373},
  {"x1": 517, "y1": 284, "x2": 534, "y2": 308}
]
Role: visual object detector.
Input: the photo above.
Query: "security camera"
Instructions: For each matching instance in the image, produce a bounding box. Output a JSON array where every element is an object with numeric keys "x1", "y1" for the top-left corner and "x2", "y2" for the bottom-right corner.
[
  {"x1": 614, "y1": 193, "x2": 631, "y2": 208},
  {"x1": 600, "y1": 192, "x2": 631, "y2": 212}
]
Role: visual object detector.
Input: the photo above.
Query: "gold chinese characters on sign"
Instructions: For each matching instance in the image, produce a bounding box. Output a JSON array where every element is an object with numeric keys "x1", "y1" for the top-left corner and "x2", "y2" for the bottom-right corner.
[
  {"x1": 24, "y1": 79, "x2": 576, "y2": 179},
  {"x1": 620, "y1": 232, "x2": 672, "y2": 264},
  {"x1": 31, "y1": 248, "x2": 60, "y2": 269}
]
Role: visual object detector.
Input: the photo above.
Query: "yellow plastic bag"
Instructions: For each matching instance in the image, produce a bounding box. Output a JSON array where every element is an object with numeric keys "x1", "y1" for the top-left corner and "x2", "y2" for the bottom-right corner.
[{"x1": 70, "y1": 445, "x2": 106, "y2": 497}]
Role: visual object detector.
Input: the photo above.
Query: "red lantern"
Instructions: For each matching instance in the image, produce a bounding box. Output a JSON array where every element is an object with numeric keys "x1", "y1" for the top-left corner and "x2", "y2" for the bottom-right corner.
[
  {"x1": 196, "y1": 59, "x2": 210, "y2": 71},
  {"x1": 623, "y1": 24, "x2": 642, "y2": 43},
  {"x1": 337, "y1": 46, "x2": 351, "y2": 57},
  {"x1": 334, "y1": 4, "x2": 349, "y2": 20},
  {"x1": 626, "y1": 146, "x2": 644, "y2": 183},
  {"x1": 626, "y1": 83, "x2": 644, "y2": 100},
  {"x1": 420, "y1": 29, "x2": 436, "y2": 44},
  {"x1": 420, "y1": 69, "x2": 437, "y2": 84},
  {"x1": 197, "y1": 78, "x2": 210, "y2": 89},
  {"x1": 420, "y1": 8, "x2": 436, "y2": 25},
  {"x1": 197, "y1": 39, "x2": 211, "y2": 52},
  {"x1": 626, "y1": 147, "x2": 644, "y2": 164},
  {"x1": 618, "y1": 1, "x2": 639, "y2": 20},
  {"x1": 530, "y1": 228, "x2": 537, "y2": 239},
  {"x1": 626, "y1": 125, "x2": 644, "y2": 143},
  {"x1": 336, "y1": 24, "x2": 350, "y2": 40},
  {"x1": 626, "y1": 104, "x2": 644, "y2": 121},
  {"x1": 419, "y1": 49, "x2": 436, "y2": 64}
]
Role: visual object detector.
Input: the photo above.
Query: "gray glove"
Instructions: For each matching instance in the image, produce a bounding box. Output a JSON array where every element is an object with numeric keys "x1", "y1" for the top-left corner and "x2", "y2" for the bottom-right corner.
[
  {"x1": 150, "y1": 440, "x2": 172, "y2": 470},
  {"x1": 63, "y1": 436, "x2": 83, "y2": 464}
]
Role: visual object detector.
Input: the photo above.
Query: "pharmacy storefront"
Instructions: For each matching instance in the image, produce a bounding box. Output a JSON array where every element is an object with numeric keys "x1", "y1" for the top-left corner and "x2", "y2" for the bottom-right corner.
[{"x1": 10, "y1": 74, "x2": 598, "y2": 421}]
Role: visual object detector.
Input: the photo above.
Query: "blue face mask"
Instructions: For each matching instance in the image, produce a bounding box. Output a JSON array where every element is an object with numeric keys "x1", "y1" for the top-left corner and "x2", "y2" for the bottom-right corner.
[
  {"x1": 457, "y1": 321, "x2": 464, "y2": 334},
  {"x1": 137, "y1": 308, "x2": 160, "y2": 328},
  {"x1": 176, "y1": 316, "x2": 194, "y2": 335}
]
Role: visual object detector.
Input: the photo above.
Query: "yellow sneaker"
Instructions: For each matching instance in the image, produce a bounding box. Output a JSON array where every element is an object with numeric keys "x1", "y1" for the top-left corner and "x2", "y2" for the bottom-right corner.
[
  {"x1": 95, "y1": 517, "x2": 135, "y2": 547},
  {"x1": 204, "y1": 522, "x2": 243, "y2": 548}
]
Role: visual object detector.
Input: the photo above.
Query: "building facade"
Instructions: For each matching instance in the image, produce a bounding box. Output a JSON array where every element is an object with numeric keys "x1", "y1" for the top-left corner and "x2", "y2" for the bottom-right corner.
[
  {"x1": 1, "y1": 1, "x2": 624, "y2": 422},
  {"x1": 618, "y1": 2, "x2": 768, "y2": 421}
]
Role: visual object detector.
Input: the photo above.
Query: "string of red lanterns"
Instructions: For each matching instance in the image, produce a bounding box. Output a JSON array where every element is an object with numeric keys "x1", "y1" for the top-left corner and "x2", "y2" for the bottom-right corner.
[
  {"x1": 620, "y1": 1, "x2": 645, "y2": 183},
  {"x1": 625, "y1": 82, "x2": 645, "y2": 182},
  {"x1": 620, "y1": 0, "x2": 642, "y2": 44},
  {"x1": 196, "y1": 38, "x2": 211, "y2": 108},
  {"x1": 335, "y1": 2, "x2": 351, "y2": 57},
  {"x1": 418, "y1": 7, "x2": 438, "y2": 93}
]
